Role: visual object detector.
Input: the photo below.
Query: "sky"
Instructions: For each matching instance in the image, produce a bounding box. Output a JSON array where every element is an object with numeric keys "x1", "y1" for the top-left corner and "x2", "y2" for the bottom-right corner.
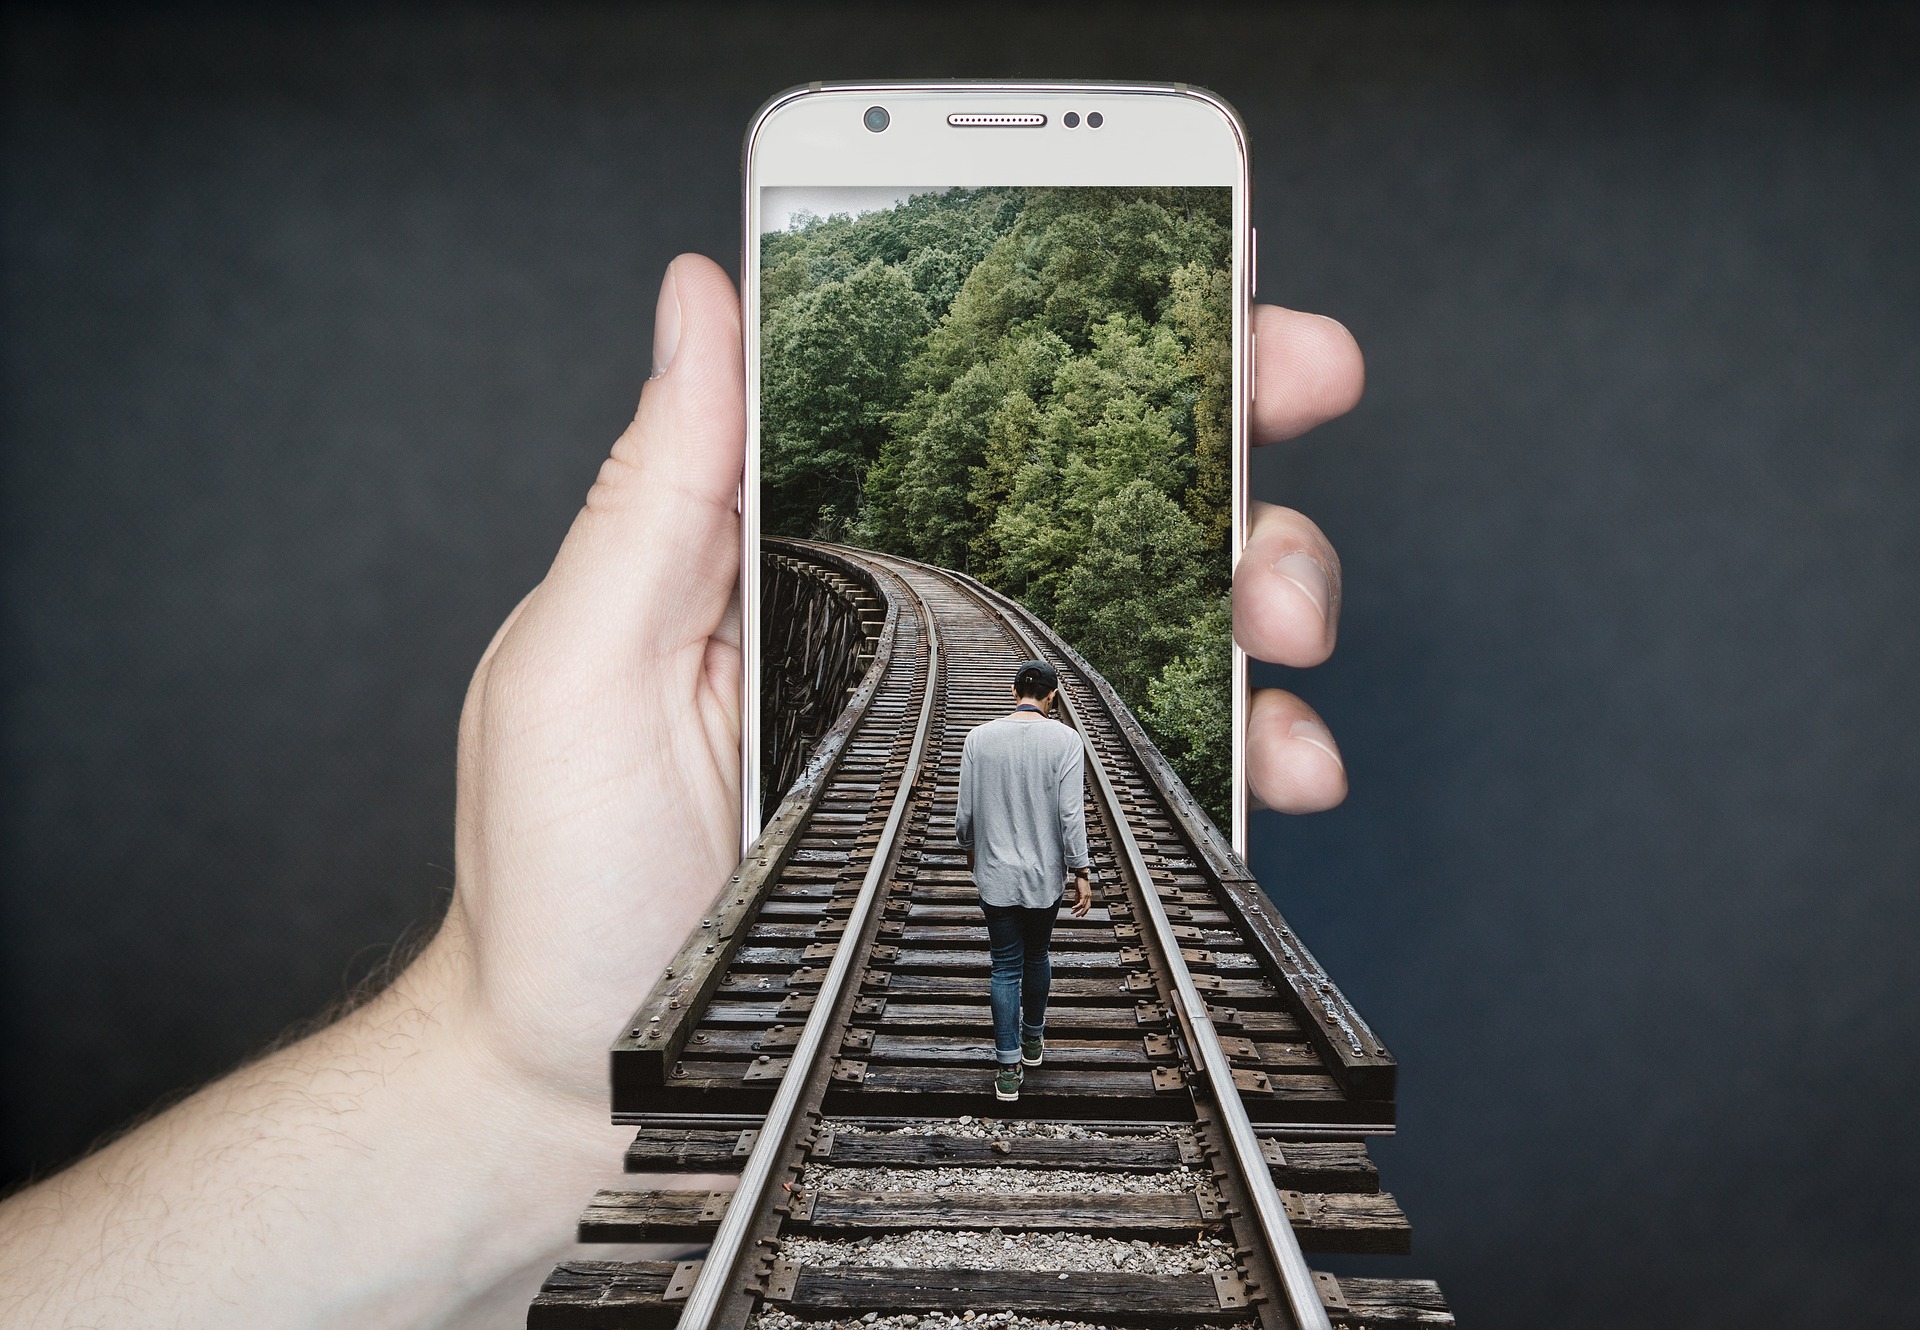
[{"x1": 759, "y1": 186, "x2": 950, "y2": 234}]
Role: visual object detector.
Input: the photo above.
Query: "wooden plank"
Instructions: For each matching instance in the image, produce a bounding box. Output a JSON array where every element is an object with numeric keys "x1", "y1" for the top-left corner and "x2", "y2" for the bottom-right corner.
[
  {"x1": 897, "y1": 924, "x2": 1122, "y2": 947},
  {"x1": 527, "y1": 1261, "x2": 678, "y2": 1329},
  {"x1": 788, "y1": 1189, "x2": 1408, "y2": 1252},
  {"x1": 865, "y1": 1033, "x2": 1156, "y2": 1067},
  {"x1": 529, "y1": 1264, "x2": 1448, "y2": 1327},
  {"x1": 666, "y1": 1027, "x2": 806, "y2": 1060},
  {"x1": 874, "y1": 1002, "x2": 1163, "y2": 1033},
  {"x1": 871, "y1": 948, "x2": 1127, "y2": 973},
  {"x1": 782, "y1": 1266, "x2": 1240, "y2": 1321},
  {"x1": 577, "y1": 1189, "x2": 730, "y2": 1243},
  {"x1": 1315, "y1": 1275, "x2": 1454, "y2": 1327},
  {"x1": 677, "y1": 999, "x2": 786, "y2": 1025},
  {"x1": 1224, "y1": 1008, "x2": 1308, "y2": 1037},
  {"x1": 1265, "y1": 1140, "x2": 1380, "y2": 1193},
  {"x1": 623, "y1": 1127, "x2": 745, "y2": 1171},
  {"x1": 907, "y1": 904, "x2": 1113, "y2": 924},
  {"x1": 878, "y1": 974, "x2": 1150, "y2": 1000},
  {"x1": 1283, "y1": 1191, "x2": 1413, "y2": 1254},
  {"x1": 845, "y1": 1064, "x2": 1162, "y2": 1100}
]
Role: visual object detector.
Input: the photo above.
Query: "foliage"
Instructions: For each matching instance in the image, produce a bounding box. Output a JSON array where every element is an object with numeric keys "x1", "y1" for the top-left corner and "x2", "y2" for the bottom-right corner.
[
  {"x1": 761, "y1": 186, "x2": 1234, "y2": 822},
  {"x1": 1141, "y1": 596, "x2": 1234, "y2": 819}
]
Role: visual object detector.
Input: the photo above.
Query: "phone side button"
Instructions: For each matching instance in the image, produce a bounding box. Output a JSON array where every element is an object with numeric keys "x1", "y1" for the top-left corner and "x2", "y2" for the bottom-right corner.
[{"x1": 1250, "y1": 226, "x2": 1258, "y2": 298}]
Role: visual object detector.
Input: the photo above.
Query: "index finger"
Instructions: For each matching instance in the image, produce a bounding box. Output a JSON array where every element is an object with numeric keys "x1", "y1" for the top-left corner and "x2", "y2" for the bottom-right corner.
[{"x1": 1252, "y1": 304, "x2": 1365, "y2": 444}]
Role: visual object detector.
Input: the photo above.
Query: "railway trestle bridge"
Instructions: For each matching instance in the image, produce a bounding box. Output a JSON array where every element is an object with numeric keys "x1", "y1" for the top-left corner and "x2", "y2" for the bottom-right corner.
[{"x1": 530, "y1": 539, "x2": 1451, "y2": 1330}]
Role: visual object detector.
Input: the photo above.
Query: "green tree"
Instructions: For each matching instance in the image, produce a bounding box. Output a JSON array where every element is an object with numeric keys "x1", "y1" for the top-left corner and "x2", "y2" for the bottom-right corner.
[
  {"x1": 1052, "y1": 480, "x2": 1207, "y2": 701},
  {"x1": 1142, "y1": 595, "x2": 1234, "y2": 821},
  {"x1": 1168, "y1": 260, "x2": 1234, "y2": 551},
  {"x1": 760, "y1": 259, "x2": 929, "y2": 537}
]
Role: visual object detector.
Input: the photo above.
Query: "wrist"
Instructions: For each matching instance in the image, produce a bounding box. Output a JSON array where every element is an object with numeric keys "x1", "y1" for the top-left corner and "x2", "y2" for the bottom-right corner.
[
  {"x1": 400, "y1": 920, "x2": 614, "y2": 1141},
  {"x1": 288, "y1": 936, "x2": 628, "y2": 1314}
]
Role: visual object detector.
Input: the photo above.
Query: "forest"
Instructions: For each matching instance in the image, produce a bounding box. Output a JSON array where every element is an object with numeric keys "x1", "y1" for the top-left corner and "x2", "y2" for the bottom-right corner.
[{"x1": 760, "y1": 186, "x2": 1234, "y2": 822}]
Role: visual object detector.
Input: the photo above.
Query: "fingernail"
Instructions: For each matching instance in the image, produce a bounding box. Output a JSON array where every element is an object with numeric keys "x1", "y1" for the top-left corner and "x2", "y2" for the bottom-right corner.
[
  {"x1": 1289, "y1": 718, "x2": 1343, "y2": 766},
  {"x1": 1274, "y1": 551, "x2": 1331, "y2": 625},
  {"x1": 650, "y1": 261, "x2": 682, "y2": 379}
]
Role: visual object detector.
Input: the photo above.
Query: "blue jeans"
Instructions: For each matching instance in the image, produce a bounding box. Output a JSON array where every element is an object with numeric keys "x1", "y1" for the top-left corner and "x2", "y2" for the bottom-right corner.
[{"x1": 981, "y1": 897, "x2": 1062, "y2": 1065}]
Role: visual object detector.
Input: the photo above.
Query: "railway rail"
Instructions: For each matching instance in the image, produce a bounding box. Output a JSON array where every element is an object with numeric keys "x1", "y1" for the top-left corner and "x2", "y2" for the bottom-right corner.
[{"x1": 529, "y1": 541, "x2": 1451, "y2": 1330}]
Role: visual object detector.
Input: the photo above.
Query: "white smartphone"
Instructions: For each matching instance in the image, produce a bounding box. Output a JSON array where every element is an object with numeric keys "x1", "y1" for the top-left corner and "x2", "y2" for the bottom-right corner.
[{"x1": 741, "y1": 81, "x2": 1252, "y2": 857}]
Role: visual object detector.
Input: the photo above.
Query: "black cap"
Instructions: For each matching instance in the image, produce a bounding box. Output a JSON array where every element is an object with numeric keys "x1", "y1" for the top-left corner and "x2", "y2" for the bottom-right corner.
[{"x1": 1013, "y1": 659, "x2": 1059, "y2": 699}]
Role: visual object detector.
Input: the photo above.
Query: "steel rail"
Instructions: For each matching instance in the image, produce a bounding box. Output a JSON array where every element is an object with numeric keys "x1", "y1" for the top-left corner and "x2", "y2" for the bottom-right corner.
[
  {"x1": 672, "y1": 577, "x2": 942, "y2": 1330},
  {"x1": 926, "y1": 562, "x2": 1334, "y2": 1330}
]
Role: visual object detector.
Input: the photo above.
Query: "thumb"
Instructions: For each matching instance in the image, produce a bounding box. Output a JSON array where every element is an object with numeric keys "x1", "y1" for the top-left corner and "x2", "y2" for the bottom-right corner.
[{"x1": 530, "y1": 255, "x2": 745, "y2": 660}]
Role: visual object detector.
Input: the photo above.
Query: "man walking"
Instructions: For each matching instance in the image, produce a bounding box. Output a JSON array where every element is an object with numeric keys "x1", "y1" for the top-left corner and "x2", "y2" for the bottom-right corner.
[{"x1": 954, "y1": 659, "x2": 1094, "y2": 1102}]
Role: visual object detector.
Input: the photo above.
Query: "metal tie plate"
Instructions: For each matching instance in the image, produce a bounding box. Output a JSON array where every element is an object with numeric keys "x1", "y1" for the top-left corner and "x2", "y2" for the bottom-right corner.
[
  {"x1": 762, "y1": 1258, "x2": 798, "y2": 1301},
  {"x1": 1195, "y1": 1180, "x2": 1226, "y2": 1220},
  {"x1": 664, "y1": 1260, "x2": 703, "y2": 1302},
  {"x1": 1312, "y1": 1270, "x2": 1350, "y2": 1315},
  {"x1": 1212, "y1": 1269, "x2": 1250, "y2": 1310},
  {"x1": 1230, "y1": 1068, "x2": 1273, "y2": 1094}
]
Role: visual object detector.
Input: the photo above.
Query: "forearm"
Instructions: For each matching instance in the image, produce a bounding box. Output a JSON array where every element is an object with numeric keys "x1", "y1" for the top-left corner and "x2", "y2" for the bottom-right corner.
[{"x1": 0, "y1": 933, "x2": 622, "y2": 1329}]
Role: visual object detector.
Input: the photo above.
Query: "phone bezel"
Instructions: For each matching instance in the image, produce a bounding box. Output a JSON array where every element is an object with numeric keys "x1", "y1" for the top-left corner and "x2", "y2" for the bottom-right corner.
[{"x1": 741, "y1": 81, "x2": 1252, "y2": 858}]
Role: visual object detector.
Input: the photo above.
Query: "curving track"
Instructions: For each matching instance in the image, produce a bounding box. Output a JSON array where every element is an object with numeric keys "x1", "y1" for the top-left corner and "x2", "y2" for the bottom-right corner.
[{"x1": 530, "y1": 541, "x2": 1451, "y2": 1330}]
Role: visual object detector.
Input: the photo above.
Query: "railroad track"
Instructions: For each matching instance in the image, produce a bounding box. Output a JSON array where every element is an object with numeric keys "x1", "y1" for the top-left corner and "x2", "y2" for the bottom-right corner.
[{"x1": 530, "y1": 541, "x2": 1451, "y2": 1330}]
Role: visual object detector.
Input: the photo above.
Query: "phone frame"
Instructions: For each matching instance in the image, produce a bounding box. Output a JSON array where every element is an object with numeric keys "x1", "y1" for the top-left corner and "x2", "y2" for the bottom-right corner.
[{"x1": 740, "y1": 80, "x2": 1253, "y2": 857}]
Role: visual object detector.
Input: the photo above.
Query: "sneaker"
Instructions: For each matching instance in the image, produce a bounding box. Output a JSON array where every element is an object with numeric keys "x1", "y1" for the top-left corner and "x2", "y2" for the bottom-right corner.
[
  {"x1": 1021, "y1": 1034, "x2": 1044, "y2": 1067},
  {"x1": 994, "y1": 1062, "x2": 1024, "y2": 1102}
]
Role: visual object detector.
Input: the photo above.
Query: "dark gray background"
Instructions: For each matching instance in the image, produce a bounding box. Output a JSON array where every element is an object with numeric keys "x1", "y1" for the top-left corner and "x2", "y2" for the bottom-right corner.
[{"x1": 5, "y1": 4, "x2": 1915, "y2": 1325}]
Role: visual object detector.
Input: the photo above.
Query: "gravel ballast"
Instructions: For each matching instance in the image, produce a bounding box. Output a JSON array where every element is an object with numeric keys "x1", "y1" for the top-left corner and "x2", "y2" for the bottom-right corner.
[
  {"x1": 779, "y1": 1230, "x2": 1236, "y2": 1276},
  {"x1": 831, "y1": 1119, "x2": 1191, "y2": 1145},
  {"x1": 755, "y1": 1311, "x2": 1249, "y2": 1330},
  {"x1": 799, "y1": 1165, "x2": 1195, "y2": 1194}
]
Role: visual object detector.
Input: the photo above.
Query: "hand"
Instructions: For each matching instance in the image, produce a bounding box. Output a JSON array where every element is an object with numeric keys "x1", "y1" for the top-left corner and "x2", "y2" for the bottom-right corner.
[
  {"x1": 1236, "y1": 304, "x2": 1366, "y2": 813},
  {"x1": 1072, "y1": 874, "x2": 1093, "y2": 917}
]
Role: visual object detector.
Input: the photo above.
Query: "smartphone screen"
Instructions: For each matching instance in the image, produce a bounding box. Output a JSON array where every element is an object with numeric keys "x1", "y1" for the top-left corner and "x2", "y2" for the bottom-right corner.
[{"x1": 744, "y1": 88, "x2": 1249, "y2": 857}]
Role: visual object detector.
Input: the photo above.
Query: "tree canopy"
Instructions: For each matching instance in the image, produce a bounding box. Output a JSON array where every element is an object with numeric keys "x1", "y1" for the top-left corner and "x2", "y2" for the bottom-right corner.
[{"x1": 761, "y1": 186, "x2": 1234, "y2": 823}]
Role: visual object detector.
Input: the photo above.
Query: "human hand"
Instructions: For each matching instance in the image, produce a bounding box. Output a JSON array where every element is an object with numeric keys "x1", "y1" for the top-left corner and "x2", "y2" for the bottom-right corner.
[
  {"x1": 1235, "y1": 304, "x2": 1366, "y2": 814},
  {"x1": 1072, "y1": 875, "x2": 1093, "y2": 917}
]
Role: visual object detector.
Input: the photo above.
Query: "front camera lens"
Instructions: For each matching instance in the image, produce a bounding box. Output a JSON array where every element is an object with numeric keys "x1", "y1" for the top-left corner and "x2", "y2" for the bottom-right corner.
[
  {"x1": 1064, "y1": 111, "x2": 1080, "y2": 128},
  {"x1": 863, "y1": 105, "x2": 890, "y2": 133},
  {"x1": 1087, "y1": 111, "x2": 1104, "y2": 128}
]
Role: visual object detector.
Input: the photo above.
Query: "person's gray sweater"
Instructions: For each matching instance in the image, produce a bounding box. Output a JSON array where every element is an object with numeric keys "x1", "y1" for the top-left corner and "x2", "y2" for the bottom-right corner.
[{"x1": 954, "y1": 713, "x2": 1091, "y2": 908}]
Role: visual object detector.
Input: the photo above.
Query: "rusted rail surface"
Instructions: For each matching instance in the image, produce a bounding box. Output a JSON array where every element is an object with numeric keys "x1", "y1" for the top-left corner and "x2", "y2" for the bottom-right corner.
[{"x1": 533, "y1": 541, "x2": 1449, "y2": 1330}]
